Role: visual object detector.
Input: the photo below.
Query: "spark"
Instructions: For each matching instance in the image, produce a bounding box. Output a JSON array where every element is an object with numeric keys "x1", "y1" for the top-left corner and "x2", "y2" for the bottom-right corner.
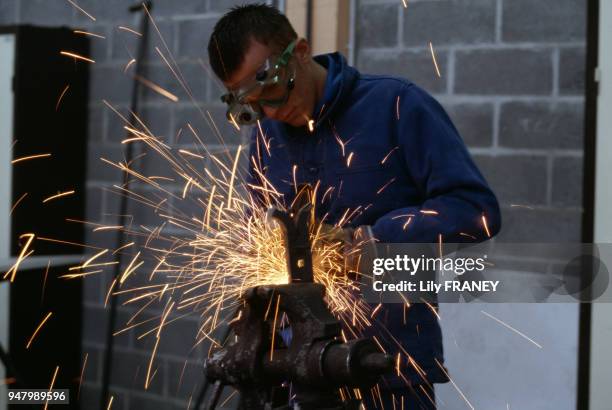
[
  {"x1": 106, "y1": 396, "x2": 114, "y2": 410},
  {"x1": 226, "y1": 145, "x2": 243, "y2": 209},
  {"x1": 60, "y1": 51, "x2": 95, "y2": 63},
  {"x1": 420, "y1": 209, "x2": 438, "y2": 215},
  {"x1": 133, "y1": 75, "x2": 179, "y2": 102},
  {"x1": 376, "y1": 177, "x2": 396, "y2": 194},
  {"x1": 12, "y1": 153, "x2": 51, "y2": 164},
  {"x1": 124, "y1": 58, "x2": 136, "y2": 73},
  {"x1": 308, "y1": 119, "x2": 315, "y2": 132},
  {"x1": 435, "y1": 358, "x2": 474, "y2": 409},
  {"x1": 3, "y1": 233, "x2": 35, "y2": 282},
  {"x1": 56, "y1": 84, "x2": 70, "y2": 111},
  {"x1": 73, "y1": 30, "x2": 106, "y2": 39},
  {"x1": 77, "y1": 353, "x2": 89, "y2": 399},
  {"x1": 401, "y1": 0, "x2": 408, "y2": 8},
  {"x1": 481, "y1": 214, "x2": 491, "y2": 237},
  {"x1": 429, "y1": 42, "x2": 441, "y2": 78},
  {"x1": 395, "y1": 95, "x2": 401, "y2": 120},
  {"x1": 481, "y1": 310, "x2": 543, "y2": 348},
  {"x1": 42, "y1": 190, "x2": 75, "y2": 203},
  {"x1": 26, "y1": 312, "x2": 53, "y2": 349},
  {"x1": 44, "y1": 366, "x2": 60, "y2": 410},
  {"x1": 381, "y1": 146, "x2": 399, "y2": 164},
  {"x1": 179, "y1": 149, "x2": 205, "y2": 159},
  {"x1": 10, "y1": 193, "x2": 28, "y2": 215},
  {"x1": 395, "y1": 352, "x2": 401, "y2": 376},
  {"x1": 228, "y1": 113, "x2": 241, "y2": 131},
  {"x1": 66, "y1": 0, "x2": 96, "y2": 21},
  {"x1": 460, "y1": 232, "x2": 477, "y2": 240},
  {"x1": 511, "y1": 204, "x2": 534, "y2": 210},
  {"x1": 346, "y1": 152, "x2": 354, "y2": 167},
  {"x1": 118, "y1": 25, "x2": 142, "y2": 36},
  {"x1": 270, "y1": 295, "x2": 281, "y2": 361}
]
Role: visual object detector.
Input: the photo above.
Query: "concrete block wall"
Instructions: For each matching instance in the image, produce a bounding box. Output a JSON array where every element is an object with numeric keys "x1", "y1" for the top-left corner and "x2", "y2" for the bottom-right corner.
[{"x1": 357, "y1": 0, "x2": 586, "y2": 242}]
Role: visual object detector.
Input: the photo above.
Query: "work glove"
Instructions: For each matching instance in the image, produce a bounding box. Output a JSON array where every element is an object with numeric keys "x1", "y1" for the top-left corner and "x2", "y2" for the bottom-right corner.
[{"x1": 317, "y1": 223, "x2": 376, "y2": 277}]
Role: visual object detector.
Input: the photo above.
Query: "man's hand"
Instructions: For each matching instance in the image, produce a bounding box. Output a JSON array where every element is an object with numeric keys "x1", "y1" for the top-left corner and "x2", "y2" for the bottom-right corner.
[{"x1": 317, "y1": 224, "x2": 376, "y2": 276}]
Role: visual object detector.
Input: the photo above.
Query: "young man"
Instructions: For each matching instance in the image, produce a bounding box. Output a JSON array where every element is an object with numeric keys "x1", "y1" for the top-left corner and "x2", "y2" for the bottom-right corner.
[{"x1": 208, "y1": 4, "x2": 501, "y2": 409}]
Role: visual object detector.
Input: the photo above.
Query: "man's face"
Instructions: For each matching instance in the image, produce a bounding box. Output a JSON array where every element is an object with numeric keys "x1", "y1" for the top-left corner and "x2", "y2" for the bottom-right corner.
[{"x1": 223, "y1": 38, "x2": 316, "y2": 127}]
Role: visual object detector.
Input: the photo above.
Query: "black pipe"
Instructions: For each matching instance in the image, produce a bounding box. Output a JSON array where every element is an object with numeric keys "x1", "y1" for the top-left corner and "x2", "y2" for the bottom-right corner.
[
  {"x1": 98, "y1": 2, "x2": 152, "y2": 409},
  {"x1": 577, "y1": 0, "x2": 599, "y2": 409},
  {"x1": 305, "y1": 0, "x2": 313, "y2": 43}
]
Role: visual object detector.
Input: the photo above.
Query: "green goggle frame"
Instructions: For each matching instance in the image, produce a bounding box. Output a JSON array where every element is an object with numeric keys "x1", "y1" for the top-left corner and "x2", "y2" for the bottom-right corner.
[{"x1": 221, "y1": 40, "x2": 297, "y2": 125}]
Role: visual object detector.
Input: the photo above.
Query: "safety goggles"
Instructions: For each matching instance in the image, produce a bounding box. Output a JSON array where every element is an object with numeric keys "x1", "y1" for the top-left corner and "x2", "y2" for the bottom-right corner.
[{"x1": 221, "y1": 40, "x2": 297, "y2": 125}]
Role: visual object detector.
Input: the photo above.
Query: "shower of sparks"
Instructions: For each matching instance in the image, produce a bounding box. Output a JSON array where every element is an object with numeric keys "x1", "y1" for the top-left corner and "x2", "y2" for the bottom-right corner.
[
  {"x1": 73, "y1": 30, "x2": 106, "y2": 39},
  {"x1": 42, "y1": 190, "x2": 75, "y2": 203},
  {"x1": 66, "y1": 0, "x2": 96, "y2": 21},
  {"x1": 481, "y1": 310, "x2": 543, "y2": 348},
  {"x1": 118, "y1": 25, "x2": 143, "y2": 37},
  {"x1": 56, "y1": 84, "x2": 70, "y2": 111},
  {"x1": 429, "y1": 42, "x2": 441, "y2": 78},
  {"x1": 60, "y1": 51, "x2": 95, "y2": 64},
  {"x1": 26, "y1": 311, "x2": 53, "y2": 349},
  {"x1": 12, "y1": 153, "x2": 51, "y2": 164}
]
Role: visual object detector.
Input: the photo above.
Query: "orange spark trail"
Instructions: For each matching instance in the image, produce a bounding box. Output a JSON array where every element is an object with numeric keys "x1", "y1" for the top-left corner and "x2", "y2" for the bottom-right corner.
[
  {"x1": 42, "y1": 190, "x2": 75, "y2": 203},
  {"x1": 106, "y1": 396, "x2": 114, "y2": 410},
  {"x1": 77, "y1": 353, "x2": 89, "y2": 399},
  {"x1": 226, "y1": 145, "x2": 243, "y2": 209},
  {"x1": 382, "y1": 146, "x2": 399, "y2": 164},
  {"x1": 60, "y1": 51, "x2": 95, "y2": 63},
  {"x1": 420, "y1": 209, "x2": 438, "y2": 215},
  {"x1": 118, "y1": 25, "x2": 142, "y2": 36},
  {"x1": 481, "y1": 310, "x2": 543, "y2": 348},
  {"x1": 134, "y1": 75, "x2": 179, "y2": 102},
  {"x1": 10, "y1": 193, "x2": 28, "y2": 215},
  {"x1": 346, "y1": 152, "x2": 354, "y2": 167},
  {"x1": 73, "y1": 30, "x2": 106, "y2": 39},
  {"x1": 12, "y1": 153, "x2": 51, "y2": 164},
  {"x1": 66, "y1": 0, "x2": 96, "y2": 21},
  {"x1": 376, "y1": 178, "x2": 396, "y2": 194},
  {"x1": 270, "y1": 295, "x2": 281, "y2": 361},
  {"x1": 435, "y1": 358, "x2": 474, "y2": 409},
  {"x1": 44, "y1": 366, "x2": 60, "y2": 410},
  {"x1": 4, "y1": 233, "x2": 35, "y2": 282},
  {"x1": 429, "y1": 42, "x2": 441, "y2": 78},
  {"x1": 56, "y1": 84, "x2": 70, "y2": 111},
  {"x1": 124, "y1": 58, "x2": 136, "y2": 73},
  {"x1": 482, "y1": 214, "x2": 491, "y2": 237},
  {"x1": 26, "y1": 312, "x2": 53, "y2": 349}
]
